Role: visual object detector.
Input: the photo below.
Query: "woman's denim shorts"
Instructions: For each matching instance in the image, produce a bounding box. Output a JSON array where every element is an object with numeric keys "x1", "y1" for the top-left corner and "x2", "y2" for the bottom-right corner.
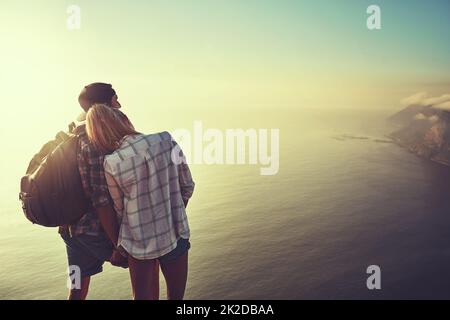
[{"x1": 158, "y1": 238, "x2": 191, "y2": 265}]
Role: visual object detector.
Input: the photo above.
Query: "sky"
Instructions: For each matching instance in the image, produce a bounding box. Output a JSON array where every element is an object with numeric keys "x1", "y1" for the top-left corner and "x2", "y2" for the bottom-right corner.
[
  {"x1": 0, "y1": 0, "x2": 449, "y2": 200},
  {"x1": 1, "y1": 0, "x2": 449, "y2": 118}
]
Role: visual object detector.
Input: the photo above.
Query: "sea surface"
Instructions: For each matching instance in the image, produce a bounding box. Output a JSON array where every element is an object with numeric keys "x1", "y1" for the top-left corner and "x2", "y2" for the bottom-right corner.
[{"x1": 2, "y1": 108, "x2": 450, "y2": 299}]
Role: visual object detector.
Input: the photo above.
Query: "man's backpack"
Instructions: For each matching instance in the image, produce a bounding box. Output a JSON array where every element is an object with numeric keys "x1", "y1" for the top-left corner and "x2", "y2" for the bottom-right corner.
[{"x1": 19, "y1": 123, "x2": 90, "y2": 227}]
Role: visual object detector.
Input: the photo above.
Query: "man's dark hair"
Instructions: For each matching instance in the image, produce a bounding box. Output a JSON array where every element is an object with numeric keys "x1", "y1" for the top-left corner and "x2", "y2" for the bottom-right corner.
[{"x1": 78, "y1": 83, "x2": 116, "y2": 111}]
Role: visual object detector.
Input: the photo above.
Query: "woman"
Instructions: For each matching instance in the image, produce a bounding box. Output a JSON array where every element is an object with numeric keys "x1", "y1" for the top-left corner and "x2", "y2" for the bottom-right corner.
[{"x1": 85, "y1": 104, "x2": 195, "y2": 300}]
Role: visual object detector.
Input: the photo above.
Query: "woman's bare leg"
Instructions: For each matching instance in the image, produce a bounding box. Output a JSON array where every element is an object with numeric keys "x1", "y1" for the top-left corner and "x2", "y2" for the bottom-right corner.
[
  {"x1": 128, "y1": 256, "x2": 160, "y2": 300},
  {"x1": 160, "y1": 252, "x2": 189, "y2": 300}
]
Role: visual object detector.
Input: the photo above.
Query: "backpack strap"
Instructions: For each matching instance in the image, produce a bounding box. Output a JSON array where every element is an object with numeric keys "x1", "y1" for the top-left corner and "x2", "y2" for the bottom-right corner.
[
  {"x1": 68, "y1": 122, "x2": 76, "y2": 134},
  {"x1": 25, "y1": 123, "x2": 78, "y2": 175}
]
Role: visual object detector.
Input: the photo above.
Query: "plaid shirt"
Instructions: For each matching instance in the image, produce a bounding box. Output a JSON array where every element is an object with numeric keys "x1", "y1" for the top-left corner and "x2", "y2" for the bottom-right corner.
[
  {"x1": 104, "y1": 132, "x2": 194, "y2": 259},
  {"x1": 60, "y1": 124, "x2": 112, "y2": 236}
]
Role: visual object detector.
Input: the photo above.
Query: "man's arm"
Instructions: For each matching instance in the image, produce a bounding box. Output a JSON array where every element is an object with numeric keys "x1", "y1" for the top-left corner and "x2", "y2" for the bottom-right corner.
[
  {"x1": 77, "y1": 136, "x2": 127, "y2": 267},
  {"x1": 102, "y1": 167, "x2": 125, "y2": 247},
  {"x1": 97, "y1": 204, "x2": 127, "y2": 267},
  {"x1": 96, "y1": 204, "x2": 119, "y2": 247},
  {"x1": 79, "y1": 143, "x2": 120, "y2": 246}
]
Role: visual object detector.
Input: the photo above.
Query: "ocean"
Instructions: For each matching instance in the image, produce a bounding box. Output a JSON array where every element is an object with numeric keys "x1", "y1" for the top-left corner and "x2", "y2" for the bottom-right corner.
[{"x1": 2, "y1": 108, "x2": 450, "y2": 299}]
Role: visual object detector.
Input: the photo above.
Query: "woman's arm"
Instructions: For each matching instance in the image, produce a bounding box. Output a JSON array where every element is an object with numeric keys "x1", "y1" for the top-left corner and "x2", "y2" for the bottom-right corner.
[{"x1": 175, "y1": 143, "x2": 195, "y2": 207}]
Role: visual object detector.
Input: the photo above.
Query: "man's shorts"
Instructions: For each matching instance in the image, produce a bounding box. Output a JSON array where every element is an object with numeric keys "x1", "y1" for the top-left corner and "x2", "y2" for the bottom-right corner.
[{"x1": 61, "y1": 232, "x2": 113, "y2": 278}]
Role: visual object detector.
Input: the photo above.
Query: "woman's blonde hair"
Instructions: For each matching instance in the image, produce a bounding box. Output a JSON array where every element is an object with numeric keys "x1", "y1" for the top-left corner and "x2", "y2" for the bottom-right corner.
[{"x1": 86, "y1": 103, "x2": 139, "y2": 153}]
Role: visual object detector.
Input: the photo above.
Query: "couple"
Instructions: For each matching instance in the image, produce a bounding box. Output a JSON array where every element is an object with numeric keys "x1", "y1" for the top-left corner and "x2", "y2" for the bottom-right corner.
[{"x1": 60, "y1": 83, "x2": 194, "y2": 300}]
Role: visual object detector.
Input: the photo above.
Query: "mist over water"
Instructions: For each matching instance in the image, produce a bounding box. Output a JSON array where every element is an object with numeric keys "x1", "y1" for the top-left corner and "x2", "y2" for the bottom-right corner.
[{"x1": 2, "y1": 108, "x2": 450, "y2": 299}]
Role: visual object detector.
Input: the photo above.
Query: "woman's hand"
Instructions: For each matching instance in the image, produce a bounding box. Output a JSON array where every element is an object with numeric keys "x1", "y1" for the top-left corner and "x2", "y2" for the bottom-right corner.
[{"x1": 110, "y1": 249, "x2": 128, "y2": 268}]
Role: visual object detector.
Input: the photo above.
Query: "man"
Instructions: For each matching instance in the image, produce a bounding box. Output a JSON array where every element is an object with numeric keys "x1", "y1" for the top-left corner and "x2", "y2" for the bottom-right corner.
[{"x1": 60, "y1": 83, "x2": 128, "y2": 300}]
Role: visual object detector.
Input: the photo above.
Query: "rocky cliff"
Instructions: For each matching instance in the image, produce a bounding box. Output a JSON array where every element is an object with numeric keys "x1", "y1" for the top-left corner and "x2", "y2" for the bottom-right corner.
[{"x1": 389, "y1": 105, "x2": 450, "y2": 165}]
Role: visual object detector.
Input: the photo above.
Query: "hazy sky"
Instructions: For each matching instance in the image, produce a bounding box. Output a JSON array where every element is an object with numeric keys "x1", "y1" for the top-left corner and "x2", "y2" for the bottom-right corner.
[
  {"x1": 1, "y1": 0, "x2": 449, "y2": 117},
  {"x1": 0, "y1": 0, "x2": 449, "y2": 168}
]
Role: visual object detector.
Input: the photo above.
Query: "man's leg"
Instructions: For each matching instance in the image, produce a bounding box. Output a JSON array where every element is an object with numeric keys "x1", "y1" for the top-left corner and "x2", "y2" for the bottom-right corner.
[
  {"x1": 62, "y1": 233, "x2": 111, "y2": 300},
  {"x1": 68, "y1": 276, "x2": 91, "y2": 300}
]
